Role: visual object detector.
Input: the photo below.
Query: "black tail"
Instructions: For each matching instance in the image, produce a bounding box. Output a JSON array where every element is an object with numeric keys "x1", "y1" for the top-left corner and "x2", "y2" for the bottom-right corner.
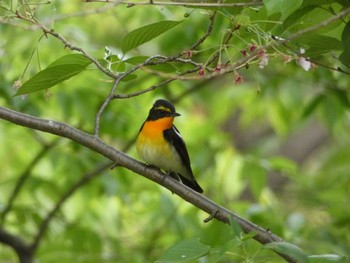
[
  {"x1": 168, "y1": 172, "x2": 203, "y2": 193},
  {"x1": 178, "y1": 174, "x2": 203, "y2": 193}
]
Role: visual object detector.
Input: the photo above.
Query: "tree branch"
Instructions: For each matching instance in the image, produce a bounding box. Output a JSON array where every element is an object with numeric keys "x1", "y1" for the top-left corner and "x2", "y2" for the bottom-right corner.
[
  {"x1": 0, "y1": 106, "x2": 296, "y2": 262},
  {"x1": 184, "y1": 11, "x2": 217, "y2": 53},
  {"x1": 0, "y1": 228, "x2": 33, "y2": 263},
  {"x1": 112, "y1": 65, "x2": 201, "y2": 99},
  {"x1": 84, "y1": 0, "x2": 263, "y2": 8}
]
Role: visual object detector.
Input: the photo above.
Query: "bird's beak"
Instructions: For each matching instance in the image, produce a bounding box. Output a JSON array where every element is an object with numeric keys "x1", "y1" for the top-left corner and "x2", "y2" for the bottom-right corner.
[{"x1": 173, "y1": 112, "x2": 181, "y2": 117}]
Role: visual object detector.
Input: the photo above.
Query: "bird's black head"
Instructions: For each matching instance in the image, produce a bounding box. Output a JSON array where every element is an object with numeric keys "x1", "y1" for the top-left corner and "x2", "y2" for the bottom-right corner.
[{"x1": 147, "y1": 99, "x2": 181, "y2": 120}]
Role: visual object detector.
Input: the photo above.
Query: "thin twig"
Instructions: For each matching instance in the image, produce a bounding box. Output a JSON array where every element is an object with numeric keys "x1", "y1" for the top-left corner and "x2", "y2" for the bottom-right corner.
[
  {"x1": 94, "y1": 55, "x2": 171, "y2": 136},
  {"x1": 113, "y1": 77, "x2": 178, "y2": 99},
  {"x1": 207, "y1": 26, "x2": 236, "y2": 67},
  {"x1": 186, "y1": 11, "x2": 217, "y2": 53},
  {"x1": 274, "y1": 37, "x2": 350, "y2": 76},
  {"x1": 15, "y1": 11, "x2": 116, "y2": 79},
  {"x1": 94, "y1": 77, "x2": 121, "y2": 136},
  {"x1": 173, "y1": 78, "x2": 217, "y2": 103},
  {"x1": 110, "y1": 12, "x2": 217, "y2": 99},
  {"x1": 144, "y1": 55, "x2": 202, "y2": 67},
  {"x1": 84, "y1": 0, "x2": 263, "y2": 8},
  {"x1": 112, "y1": 65, "x2": 201, "y2": 99},
  {"x1": 41, "y1": 28, "x2": 117, "y2": 79},
  {"x1": 53, "y1": 3, "x2": 118, "y2": 21}
]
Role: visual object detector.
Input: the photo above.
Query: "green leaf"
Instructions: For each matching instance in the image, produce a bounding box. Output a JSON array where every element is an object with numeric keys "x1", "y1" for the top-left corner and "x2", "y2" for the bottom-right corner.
[
  {"x1": 301, "y1": 0, "x2": 339, "y2": 7},
  {"x1": 147, "y1": 63, "x2": 177, "y2": 73},
  {"x1": 47, "y1": 54, "x2": 91, "y2": 68},
  {"x1": 322, "y1": 94, "x2": 345, "y2": 128},
  {"x1": 120, "y1": 73, "x2": 138, "y2": 82},
  {"x1": 243, "y1": 161, "x2": 266, "y2": 200},
  {"x1": 264, "y1": 0, "x2": 303, "y2": 18},
  {"x1": 265, "y1": 242, "x2": 309, "y2": 263},
  {"x1": 268, "y1": 99, "x2": 291, "y2": 135},
  {"x1": 308, "y1": 254, "x2": 347, "y2": 263},
  {"x1": 111, "y1": 62, "x2": 126, "y2": 72},
  {"x1": 205, "y1": 239, "x2": 240, "y2": 263},
  {"x1": 124, "y1": 55, "x2": 149, "y2": 65},
  {"x1": 330, "y1": 88, "x2": 350, "y2": 108},
  {"x1": 341, "y1": 18, "x2": 350, "y2": 46},
  {"x1": 228, "y1": 216, "x2": 243, "y2": 238},
  {"x1": 339, "y1": 21, "x2": 350, "y2": 68},
  {"x1": 15, "y1": 54, "x2": 92, "y2": 96},
  {"x1": 268, "y1": 156, "x2": 297, "y2": 174},
  {"x1": 121, "y1": 20, "x2": 183, "y2": 53},
  {"x1": 241, "y1": 231, "x2": 257, "y2": 241},
  {"x1": 283, "y1": 7, "x2": 341, "y2": 34},
  {"x1": 105, "y1": 54, "x2": 120, "y2": 63},
  {"x1": 298, "y1": 35, "x2": 342, "y2": 57},
  {"x1": 339, "y1": 49, "x2": 350, "y2": 68},
  {"x1": 156, "y1": 239, "x2": 211, "y2": 263},
  {"x1": 234, "y1": 14, "x2": 251, "y2": 26},
  {"x1": 283, "y1": 6, "x2": 316, "y2": 30},
  {"x1": 301, "y1": 94, "x2": 324, "y2": 118}
]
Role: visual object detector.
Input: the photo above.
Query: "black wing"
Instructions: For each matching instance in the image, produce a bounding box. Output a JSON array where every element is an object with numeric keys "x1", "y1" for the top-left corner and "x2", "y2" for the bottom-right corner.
[
  {"x1": 164, "y1": 126, "x2": 204, "y2": 193},
  {"x1": 163, "y1": 126, "x2": 192, "y2": 175}
]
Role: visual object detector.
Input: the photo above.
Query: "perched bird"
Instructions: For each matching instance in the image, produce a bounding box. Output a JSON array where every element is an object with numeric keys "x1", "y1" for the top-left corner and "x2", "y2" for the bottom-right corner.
[{"x1": 136, "y1": 99, "x2": 203, "y2": 193}]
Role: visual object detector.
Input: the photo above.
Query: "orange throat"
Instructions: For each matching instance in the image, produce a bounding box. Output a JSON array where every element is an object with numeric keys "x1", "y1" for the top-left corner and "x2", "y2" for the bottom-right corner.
[{"x1": 141, "y1": 117, "x2": 174, "y2": 138}]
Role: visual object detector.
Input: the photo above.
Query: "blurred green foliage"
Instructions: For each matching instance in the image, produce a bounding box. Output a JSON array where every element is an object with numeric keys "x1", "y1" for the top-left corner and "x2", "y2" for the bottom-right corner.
[{"x1": 1, "y1": 0, "x2": 350, "y2": 262}]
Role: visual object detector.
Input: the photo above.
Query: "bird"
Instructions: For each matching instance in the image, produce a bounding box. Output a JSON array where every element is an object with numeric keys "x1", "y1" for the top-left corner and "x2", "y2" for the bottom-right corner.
[{"x1": 136, "y1": 99, "x2": 203, "y2": 193}]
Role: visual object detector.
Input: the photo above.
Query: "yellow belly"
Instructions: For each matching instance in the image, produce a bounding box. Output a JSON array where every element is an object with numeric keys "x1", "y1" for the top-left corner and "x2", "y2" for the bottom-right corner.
[{"x1": 136, "y1": 129, "x2": 185, "y2": 175}]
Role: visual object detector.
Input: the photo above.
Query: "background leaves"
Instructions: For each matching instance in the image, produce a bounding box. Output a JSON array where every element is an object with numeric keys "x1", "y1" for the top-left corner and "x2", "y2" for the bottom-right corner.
[
  {"x1": 1, "y1": 1, "x2": 350, "y2": 263},
  {"x1": 156, "y1": 239, "x2": 211, "y2": 263}
]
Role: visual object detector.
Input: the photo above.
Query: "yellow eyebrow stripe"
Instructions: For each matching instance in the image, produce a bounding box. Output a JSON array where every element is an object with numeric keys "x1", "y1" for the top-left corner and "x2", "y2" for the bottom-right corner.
[{"x1": 155, "y1": 106, "x2": 171, "y2": 112}]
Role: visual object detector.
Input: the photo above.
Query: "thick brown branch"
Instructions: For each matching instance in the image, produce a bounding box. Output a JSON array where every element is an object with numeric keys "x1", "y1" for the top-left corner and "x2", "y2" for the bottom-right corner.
[
  {"x1": 0, "y1": 106, "x2": 295, "y2": 262},
  {"x1": 0, "y1": 228, "x2": 33, "y2": 263}
]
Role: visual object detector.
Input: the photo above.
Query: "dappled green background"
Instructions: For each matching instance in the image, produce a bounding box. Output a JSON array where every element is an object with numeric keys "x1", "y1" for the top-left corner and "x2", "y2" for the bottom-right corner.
[{"x1": 1, "y1": 0, "x2": 350, "y2": 262}]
